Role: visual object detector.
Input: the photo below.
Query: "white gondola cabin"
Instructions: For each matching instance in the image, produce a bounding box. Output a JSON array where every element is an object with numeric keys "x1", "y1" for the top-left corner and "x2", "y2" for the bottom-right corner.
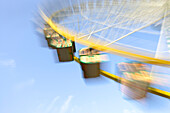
[
  {"x1": 79, "y1": 48, "x2": 108, "y2": 78},
  {"x1": 43, "y1": 24, "x2": 75, "y2": 62},
  {"x1": 49, "y1": 34, "x2": 74, "y2": 62},
  {"x1": 117, "y1": 61, "x2": 151, "y2": 99}
]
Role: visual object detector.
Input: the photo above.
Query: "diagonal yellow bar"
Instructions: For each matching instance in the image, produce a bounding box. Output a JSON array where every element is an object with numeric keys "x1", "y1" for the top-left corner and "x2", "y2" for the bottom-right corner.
[{"x1": 74, "y1": 56, "x2": 170, "y2": 99}]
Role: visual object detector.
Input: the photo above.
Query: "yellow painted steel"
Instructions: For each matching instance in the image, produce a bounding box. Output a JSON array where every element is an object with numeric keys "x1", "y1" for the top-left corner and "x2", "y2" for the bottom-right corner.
[
  {"x1": 40, "y1": 9, "x2": 170, "y2": 67},
  {"x1": 74, "y1": 56, "x2": 170, "y2": 99}
]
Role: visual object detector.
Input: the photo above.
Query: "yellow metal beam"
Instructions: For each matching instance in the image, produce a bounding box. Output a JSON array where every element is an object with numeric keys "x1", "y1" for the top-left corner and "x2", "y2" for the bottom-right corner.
[
  {"x1": 74, "y1": 56, "x2": 170, "y2": 99},
  {"x1": 40, "y1": 9, "x2": 170, "y2": 67},
  {"x1": 100, "y1": 70, "x2": 170, "y2": 99}
]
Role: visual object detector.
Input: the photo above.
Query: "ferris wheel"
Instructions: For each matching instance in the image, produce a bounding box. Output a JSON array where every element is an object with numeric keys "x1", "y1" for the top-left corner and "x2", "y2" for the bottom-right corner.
[{"x1": 34, "y1": 0, "x2": 170, "y2": 99}]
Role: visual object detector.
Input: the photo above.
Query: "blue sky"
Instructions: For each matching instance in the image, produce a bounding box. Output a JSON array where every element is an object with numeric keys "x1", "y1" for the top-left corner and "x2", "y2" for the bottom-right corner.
[{"x1": 0, "y1": 0, "x2": 169, "y2": 113}]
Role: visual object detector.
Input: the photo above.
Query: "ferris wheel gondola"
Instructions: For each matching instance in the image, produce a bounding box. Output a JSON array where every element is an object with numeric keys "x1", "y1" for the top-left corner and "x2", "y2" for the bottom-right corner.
[
  {"x1": 118, "y1": 61, "x2": 151, "y2": 99},
  {"x1": 79, "y1": 47, "x2": 108, "y2": 78},
  {"x1": 43, "y1": 24, "x2": 75, "y2": 62}
]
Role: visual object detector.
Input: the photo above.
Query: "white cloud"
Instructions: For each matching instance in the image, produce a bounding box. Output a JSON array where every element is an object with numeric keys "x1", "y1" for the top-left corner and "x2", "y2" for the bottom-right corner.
[
  {"x1": 15, "y1": 79, "x2": 35, "y2": 90},
  {"x1": 34, "y1": 104, "x2": 45, "y2": 113},
  {"x1": 34, "y1": 96, "x2": 60, "y2": 113},
  {"x1": 0, "y1": 59, "x2": 16, "y2": 68},
  {"x1": 59, "y1": 96, "x2": 73, "y2": 113},
  {"x1": 70, "y1": 105, "x2": 82, "y2": 113},
  {"x1": 45, "y1": 96, "x2": 60, "y2": 113},
  {"x1": 34, "y1": 95, "x2": 74, "y2": 113}
]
